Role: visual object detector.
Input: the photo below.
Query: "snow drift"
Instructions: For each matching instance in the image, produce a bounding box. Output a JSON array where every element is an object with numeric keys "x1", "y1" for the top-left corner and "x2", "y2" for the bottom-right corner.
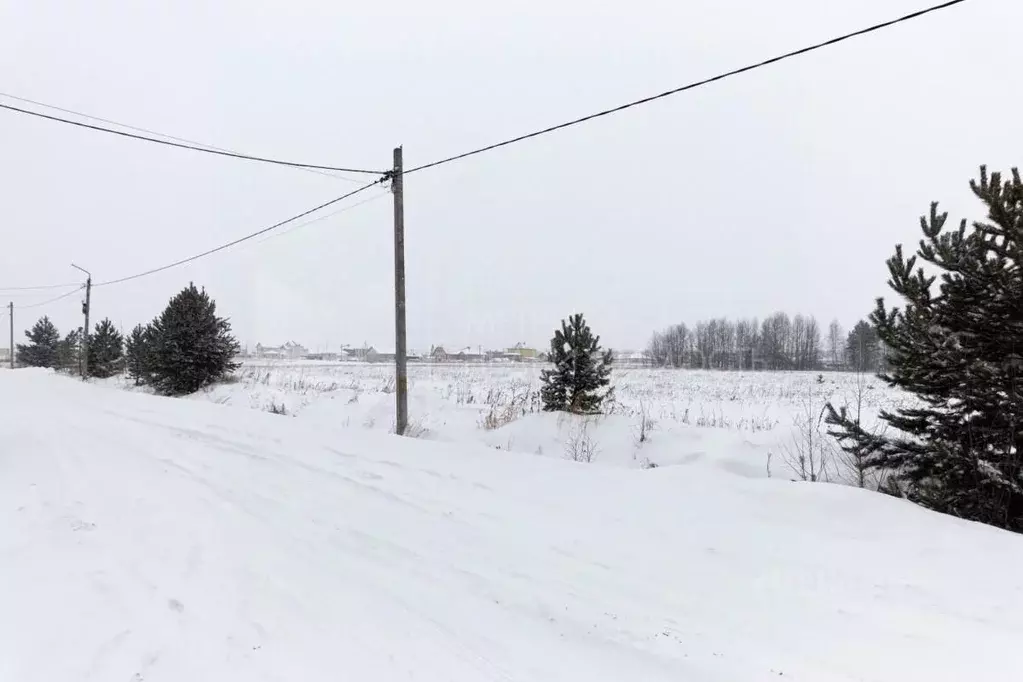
[{"x1": 2, "y1": 369, "x2": 1022, "y2": 681}]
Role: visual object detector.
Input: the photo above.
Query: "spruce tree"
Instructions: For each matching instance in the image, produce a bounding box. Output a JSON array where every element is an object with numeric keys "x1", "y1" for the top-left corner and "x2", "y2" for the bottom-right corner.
[
  {"x1": 141, "y1": 320, "x2": 161, "y2": 383},
  {"x1": 846, "y1": 319, "x2": 881, "y2": 372},
  {"x1": 540, "y1": 313, "x2": 613, "y2": 413},
  {"x1": 56, "y1": 328, "x2": 81, "y2": 374},
  {"x1": 827, "y1": 167, "x2": 1023, "y2": 531},
  {"x1": 87, "y1": 318, "x2": 124, "y2": 378},
  {"x1": 16, "y1": 316, "x2": 61, "y2": 368},
  {"x1": 147, "y1": 283, "x2": 240, "y2": 394},
  {"x1": 124, "y1": 324, "x2": 148, "y2": 385}
]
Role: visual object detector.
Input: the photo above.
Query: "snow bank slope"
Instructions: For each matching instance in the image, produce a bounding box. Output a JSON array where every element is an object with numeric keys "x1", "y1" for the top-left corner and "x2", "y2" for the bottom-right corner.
[{"x1": 2, "y1": 370, "x2": 1022, "y2": 681}]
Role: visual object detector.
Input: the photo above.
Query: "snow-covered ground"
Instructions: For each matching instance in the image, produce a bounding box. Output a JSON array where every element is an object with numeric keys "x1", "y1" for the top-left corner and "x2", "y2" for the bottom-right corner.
[
  {"x1": 3, "y1": 368, "x2": 1023, "y2": 680},
  {"x1": 165, "y1": 361, "x2": 911, "y2": 480}
]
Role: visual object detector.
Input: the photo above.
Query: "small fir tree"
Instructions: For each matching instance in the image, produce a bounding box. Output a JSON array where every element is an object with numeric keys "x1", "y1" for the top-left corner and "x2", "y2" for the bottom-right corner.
[
  {"x1": 141, "y1": 320, "x2": 162, "y2": 382},
  {"x1": 846, "y1": 319, "x2": 881, "y2": 372},
  {"x1": 124, "y1": 324, "x2": 148, "y2": 385},
  {"x1": 16, "y1": 316, "x2": 61, "y2": 368},
  {"x1": 88, "y1": 318, "x2": 124, "y2": 378},
  {"x1": 540, "y1": 313, "x2": 613, "y2": 414},
  {"x1": 56, "y1": 328, "x2": 82, "y2": 374},
  {"x1": 147, "y1": 283, "x2": 240, "y2": 394},
  {"x1": 827, "y1": 167, "x2": 1023, "y2": 531}
]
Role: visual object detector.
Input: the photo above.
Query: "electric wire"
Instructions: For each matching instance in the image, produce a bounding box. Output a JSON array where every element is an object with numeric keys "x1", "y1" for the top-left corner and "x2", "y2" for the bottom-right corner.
[
  {"x1": 0, "y1": 101, "x2": 384, "y2": 175},
  {"x1": 0, "y1": 91, "x2": 365, "y2": 184},
  {"x1": 17, "y1": 286, "x2": 86, "y2": 309},
  {"x1": 0, "y1": 0, "x2": 968, "y2": 294},
  {"x1": 0, "y1": 282, "x2": 81, "y2": 292},
  {"x1": 254, "y1": 190, "x2": 392, "y2": 245},
  {"x1": 93, "y1": 179, "x2": 387, "y2": 288},
  {"x1": 404, "y1": 0, "x2": 968, "y2": 176}
]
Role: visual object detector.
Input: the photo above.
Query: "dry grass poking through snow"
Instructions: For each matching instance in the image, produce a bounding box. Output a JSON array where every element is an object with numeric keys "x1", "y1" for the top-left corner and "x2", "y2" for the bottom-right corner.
[{"x1": 182, "y1": 361, "x2": 912, "y2": 478}]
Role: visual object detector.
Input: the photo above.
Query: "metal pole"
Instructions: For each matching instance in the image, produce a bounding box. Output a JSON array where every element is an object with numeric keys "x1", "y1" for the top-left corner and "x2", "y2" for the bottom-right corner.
[
  {"x1": 392, "y1": 146, "x2": 408, "y2": 435},
  {"x1": 72, "y1": 264, "x2": 91, "y2": 380}
]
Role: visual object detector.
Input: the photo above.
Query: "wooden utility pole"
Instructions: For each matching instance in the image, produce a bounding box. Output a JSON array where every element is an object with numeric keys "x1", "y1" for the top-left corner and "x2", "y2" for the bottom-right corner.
[
  {"x1": 391, "y1": 146, "x2": 408, "y2": 435},
  {"x1": 7, "y1": 301, "x2": 13, "y2": 369},
  {"x1": 72, "y1": 264, "x2": 91, "y2": 380}
]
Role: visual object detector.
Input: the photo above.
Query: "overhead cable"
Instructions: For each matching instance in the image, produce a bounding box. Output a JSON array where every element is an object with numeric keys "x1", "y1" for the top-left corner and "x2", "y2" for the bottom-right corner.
[
  {"x1": 404, "y1": 0, "x2": 968, "y2": 176},
  {"x1": 94, "y1": 179, "x2": 386, "y2": 288},
  {"x1": 17, "y1": 286, "x2": 85, "y2": 309},
  {"x1": 0, "y1": 101, "x2": 384, "y2": 175}
]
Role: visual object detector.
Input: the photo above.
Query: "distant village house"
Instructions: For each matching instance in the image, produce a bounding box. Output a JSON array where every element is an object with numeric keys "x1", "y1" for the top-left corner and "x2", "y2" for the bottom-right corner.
[{"x1": 254, "y1": 341, "x2": 309, "y2": 360}]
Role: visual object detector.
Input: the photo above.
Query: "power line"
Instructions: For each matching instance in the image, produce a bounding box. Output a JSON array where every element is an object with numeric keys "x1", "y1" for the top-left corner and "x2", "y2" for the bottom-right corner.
[
  {"x1": 254, "y1": 190, "x2": 392, "y2": 245},
  {"x1": 0, "y1": 177, "x2": 387, "y2": 295},
  {"x1": 94, "y1": 178, "x2": 386, "y2": 288},
  {"x1": 0, "y1": 101, "x2": 385, "y2": 175},
  {"x1": 17, "y1": 286, "x2": 83, "y2": 308},
  {"x1": 404, "y1": 0, "x2": 968, "y2": 176},
  {"x1": 0, "y1": 91, "x2": 365, "y2": 184},
  {"x1": 0, "y1": 1, "x2": 967, "y2": 296},
  {"x1": 0, "y1": 282, "x2": 80, "y2": 292}
]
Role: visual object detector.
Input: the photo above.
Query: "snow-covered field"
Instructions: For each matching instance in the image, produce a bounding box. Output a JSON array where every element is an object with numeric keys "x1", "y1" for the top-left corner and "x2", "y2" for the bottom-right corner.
[
  {"x1": 175, "y1": 361, "x2": 910, "y2": 480},
  {"x1": 3, "y1": 368, "x2": 1023, "y2": 681}
]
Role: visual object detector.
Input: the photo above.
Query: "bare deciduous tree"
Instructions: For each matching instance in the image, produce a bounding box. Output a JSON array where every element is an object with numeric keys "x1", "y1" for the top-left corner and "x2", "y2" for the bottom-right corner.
[
  {"x1": 827, "y1": 319, "x2": 844, "y2": 369},
  {"x1": 648, "y1": 312, "x2": 825, "y2": 371}
]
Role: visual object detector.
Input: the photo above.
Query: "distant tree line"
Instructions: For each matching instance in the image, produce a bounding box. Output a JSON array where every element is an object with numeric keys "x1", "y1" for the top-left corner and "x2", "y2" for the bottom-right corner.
[{"x1": 647, "y1": 313, "x2": 884, "y2": 372}]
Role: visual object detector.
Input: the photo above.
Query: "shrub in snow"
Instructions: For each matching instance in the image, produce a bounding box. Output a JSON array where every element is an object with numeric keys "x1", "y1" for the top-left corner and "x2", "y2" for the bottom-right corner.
[
  {"x1": 563, "y1": 418, "x2": 599, "y2": 463},
  {"x1": 145, "y1": 283, "x2": 240, "y2": 395},
  {"x1": 540, "y1": 313, "x2": 613, "y2": 414},
  {"x1": 633, "y1": 401, "x2": 657, "y2": 445},
  {"x1": 87, "y1": 318, "x2": 124, "y2": 379},
  {"x1": 16, "y1": 316, "x2": 60, "y2": 368},
  {"x1": 827, "y1": 166, "x2": 1023, "y2": 532}
]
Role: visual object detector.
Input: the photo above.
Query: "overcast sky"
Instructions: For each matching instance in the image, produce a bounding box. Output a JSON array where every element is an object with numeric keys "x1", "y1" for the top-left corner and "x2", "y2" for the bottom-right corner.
[{"x1": 1, "y1": 0, "x2": 1019, "y2": 353}]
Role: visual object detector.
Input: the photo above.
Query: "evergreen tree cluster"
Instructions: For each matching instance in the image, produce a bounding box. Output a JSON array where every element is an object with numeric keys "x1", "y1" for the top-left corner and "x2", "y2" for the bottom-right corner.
[
  {"x1": 16, "y1": 316, "x2": 61, "y2": 369},
  {"x1": 828, "y1": 167, "x2": 1023, "y2": 531},
  {"x1": 126, "y1": 283, "x2": 240, "y2": 394},
  {"x1": 540, "y1": 313, "x2": 613, "y2": 414},
  {"x1": 13, "y1": 283, "x2": 239, "y2": 394},
  {"x1": 16, "y1": 316, "x2": 122, "y2": 377}
]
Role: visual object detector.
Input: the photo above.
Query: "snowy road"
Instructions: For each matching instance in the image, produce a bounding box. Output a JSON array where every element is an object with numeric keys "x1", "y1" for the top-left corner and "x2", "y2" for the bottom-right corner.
[{"x1": 2, "y1": 370, "x2": 1023, "y2": 681}]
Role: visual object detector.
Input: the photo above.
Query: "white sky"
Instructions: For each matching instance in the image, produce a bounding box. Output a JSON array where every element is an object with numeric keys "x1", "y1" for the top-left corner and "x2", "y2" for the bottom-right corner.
[{"x1": 1, "y1": 0, "x2": 1019, "y2": 352}]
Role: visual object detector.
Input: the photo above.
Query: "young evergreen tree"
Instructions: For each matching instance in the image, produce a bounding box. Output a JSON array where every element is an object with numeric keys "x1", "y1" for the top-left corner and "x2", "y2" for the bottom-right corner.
[
  {"x1": 846, "y1": 319, "x2": 881, "y2": 372},
  {"x1": 827, "y1": 167, "x2": 1023, "y2": 531},
  {"x1": 87, "y1": 318, "x2": 124, "y2": 378},
  {"x1": 124, "y1": 324, "x2": 148, "y2": 385},
  {"x1": 56, "y1": 328, "x2": 82, "y2": 374},
  {"x1": 147, "y1": 283, "x2": 240, "y2": 394},
  {"x1": 141, "y1": 320, "x2": 161, "y2": 383},
  {"x1": 540, "y1": 313, "x2": 613, "y2": 413},
  {"x1": 16, "y1": 316, "x2": 61, "y2": 368}
]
